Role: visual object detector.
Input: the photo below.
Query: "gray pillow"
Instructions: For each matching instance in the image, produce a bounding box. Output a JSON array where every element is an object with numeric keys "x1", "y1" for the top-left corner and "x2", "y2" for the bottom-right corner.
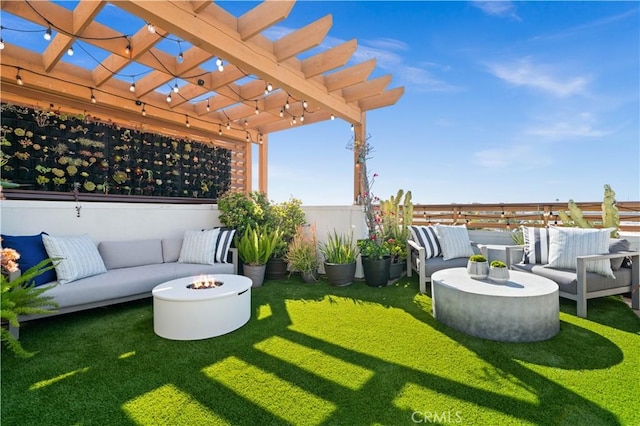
[
  {"x1": 609, "y1": 239, "x2": 630, "y2": 270},
  {"x1": 162, "y1": 239, "x2": 183, "y2": 263},
  {"x1": 98, "y1": 239, "x2": 163, "y2": 270}
]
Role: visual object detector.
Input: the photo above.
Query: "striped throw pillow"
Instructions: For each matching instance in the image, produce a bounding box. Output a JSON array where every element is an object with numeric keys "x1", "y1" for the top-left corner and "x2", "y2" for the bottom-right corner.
[
  {"x1": 41, "y1": 234, "x2": 107, "y2": 285},
  {"x1": 522, "y1": 226, "x2": 550, "y2": 264},
  {"x1": 548, "y1": 227, "x2": 615, "y2": 278},
  {"x1": 434, "y1": 224, "x2": 475, "y2": 260},
  {"x1": 178, "y1": 229, "x2": 220, "y2": 265},
  {"x1": 409, "y1": 225, "x2": 442, "y2": 259},
  {"x1": 214, "y1": 228, "x2": 236, "y2": 263}
]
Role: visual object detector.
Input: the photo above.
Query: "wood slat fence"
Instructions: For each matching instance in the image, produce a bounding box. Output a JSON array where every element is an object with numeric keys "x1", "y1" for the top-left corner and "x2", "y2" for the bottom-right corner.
[{"x1": 411, "y1": 201, "x2": 640, "y2": 233}]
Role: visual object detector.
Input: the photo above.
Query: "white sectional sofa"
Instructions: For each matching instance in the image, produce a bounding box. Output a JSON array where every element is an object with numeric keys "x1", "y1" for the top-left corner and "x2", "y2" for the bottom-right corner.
[{"x1": 11, "y1": 234, "x2": 237, "y2": 337}]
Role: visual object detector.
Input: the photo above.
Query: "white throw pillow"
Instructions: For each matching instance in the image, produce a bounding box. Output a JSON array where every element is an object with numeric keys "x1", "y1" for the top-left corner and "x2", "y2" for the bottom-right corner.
[
  {"x1": 42, "y1": 234, "x2": 107, "y2": 284},
  {"x1": 548, "y1": 227, "x2": 615, "y2": 278},
  {"x1": 435, "y1": 224, "x2": 474, "y2": 260},
  {"x1": 178, "y1": 229, "x2": 220, "y2": 265}
]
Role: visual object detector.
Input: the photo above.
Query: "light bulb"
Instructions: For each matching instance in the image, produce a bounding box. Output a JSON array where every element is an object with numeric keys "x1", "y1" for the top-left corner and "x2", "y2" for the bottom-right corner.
[
  {"x1": 185, "y1": 116, "x2": 190, "y2": 127},
  {"x1": 147, "y1": 23, "x2": 155, "y2": 34},
  {"x1": 246, "y1": 133, "x2": 250, "y2": 142},
  {"x1": 166, "y1": 93, "x2": 172, "y2": 103},
  {"x1": 217, "y1": 64, "x2": 224, "y2": 72},
  {"x1": 67, "y1": 46, "x2": 74, "y2": 56},
  {"x1": 125, "y1": 44, "x2": 131, "y2": 55},
  {"x1": 129, "y1": 82, "x2": 136, "y2": 93},
  {"x1": 267, "y1": 82, "x2": 273, "y2": 92},
  {"x1": 216, "y1": 58, "x2": 222, "y2": 67},
  {"x1": 141, "y1": 106, "x2": 146, "y2": 116},
  {"x1": 206, "y1": 99, "x2": 210, "y2": 112},
  {"x1": 292, "y1": 116, "x2": 297, "y2": 125},
  {"x1": 300, "y1": 114, "x2": 305, "y2": 122},
  {"x1": 303, "y1": 100, "x2": 308, "y2": 109},
  {"x1": 16, "y1": 73, "x2": 23, "y2": 86},
  {"x1": 226, "y1": 122, "x2": 230, "y2": 130},
  {"x1": 330, "y1": 114, "x2": 335, "y2": 120},
  {"x1": 0, "y1": 38, "x2": 4, "y2": 50},
  {"x1": 279, "y1": 108, "x2": 284, "y2": 118},
  {"x1": 218, "y1": 124, "x2": 222, "y2": 135},
  {"x1": 285, "y1": 100, "x2": 290, "y2": 110},
  {"x1": 255, "y1": 104, "x2": 259, "y2": 115},
  {"x1": 177, "y1": 52, "x2": 184, "y2": 63},
  {"x1": 173, "y1": 83, "x2": 179, "y2": 93},
  {"x1": 44, "y1": 27, "x2": 52, "y2": 41},
  {"x1": 91, "y1": 93, "x2": 96, "y2": 103},
  {"x1": 244, "y1": 119, "x2": 248, "y2": 127}
]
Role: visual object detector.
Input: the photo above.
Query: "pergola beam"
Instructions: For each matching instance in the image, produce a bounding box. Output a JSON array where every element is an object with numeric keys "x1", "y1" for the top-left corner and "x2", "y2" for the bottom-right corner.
[
  {"x1": 302, "y1": 39, "x2": 357, "y2": 78},
  {"x1": 238, "y1": 0, "x2": 294, "y2": 41}
]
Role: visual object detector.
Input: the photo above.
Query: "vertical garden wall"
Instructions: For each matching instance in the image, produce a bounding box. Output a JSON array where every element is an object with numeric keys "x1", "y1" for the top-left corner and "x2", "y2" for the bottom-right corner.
[{"x1": 1, "y1": 102, "x2": 231, "y2": 199}]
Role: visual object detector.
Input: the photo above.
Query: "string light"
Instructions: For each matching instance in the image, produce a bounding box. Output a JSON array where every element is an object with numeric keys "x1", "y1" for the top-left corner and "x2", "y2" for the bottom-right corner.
[
  {"x1": 177, "y1": 51, "x2": 183, "y2": 63},
  {"x1": 185, "y1": 115, "x2": 190, "y2": 127},
  {"x1": 330, "y1": 114, "x2": 335, "y2": 120},
  {"x1": 302, "y1": 100, "x2": 308, "y2": 109},
  {"x1": 206, "y1": 98, "x2": 210, "y2": 112},
  {"x1": 67, "y1": 46, "x2": 74, "y2": 56},
  {"x1": 44, "y1": 26, "x2": 52, "y2": 41},
  {"x1": 226, "y1": 122, "x2": 231, "y2": 130},
  {"x1": 125, "y1": 43, "x2": 131, "y2": 55},
  {"x1": 300, "y1": 112, "x2": 305, "y2": 122},
  {"x1": 147, "y1": 23, "x2": 156, "y2": 34},
  {"x1": 129, "y1": 82, "x2": 136, "y2": 93},
  {"x1": 90, "y1": 89, "x2": 96, "y2": 103},
  {"x1": 166, "y1": 92, "x2": 172, "y2": 103},
  {"x1": 141, "y1": 104, "x2": 146, "y2": 116},
  {"x1": 244, "y1": 119, "x2": 248, "y2": 127},
  {"x1": 16, "y1": 68, "x2": 23, "y2": 86},
  {"x1": 245, "y1": 132, "x2": 250, "y2": 142},
  {"x1": 173, "y1": 82, "x2": 179, "y2": 93},
  {"x1": 285, "y1": 99, "x2": 290, "y2": 110},
  {"x1": 292, "y1": 116, "x2": 297, "y2": 125},
  {"x1": 264, "y1": 82, "x2": 273, "y2": 94},
  {"x1": 255, "y1": 100, "x2": 259, "y2": 115},
  {"x1": 279, "y1": 108, "x2": 284, "y2": 118},
  {"x1": 350, "y1": 123, "x2": 354, "y2": 131},
  {"x1": 218, "y1": 124, "x2": 222, "y2": 135},
  {"x1": 0, "y1": 38, "x2": 4, "y2": 50},
  {"x1": 216, "y1": 58, "x2": 224, "y2": 72}
]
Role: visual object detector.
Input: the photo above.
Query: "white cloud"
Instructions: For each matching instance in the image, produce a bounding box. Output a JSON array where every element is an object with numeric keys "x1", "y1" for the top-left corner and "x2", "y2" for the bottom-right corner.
[
  {"x1": 474, "y1": 144, "x2": 552, "y2": 169},
  {"x1": 487, "y1": 57, "x2": 591, "y2": 97},
  {"x1": 472, "y1": 1, "x2": 521, "y2": 21}
]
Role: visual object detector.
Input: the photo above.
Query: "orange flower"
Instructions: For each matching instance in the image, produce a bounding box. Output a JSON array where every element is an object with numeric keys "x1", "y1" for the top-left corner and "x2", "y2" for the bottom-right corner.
[{"x1": 1, "y1": 247, "x2": 20, "y2": 273}]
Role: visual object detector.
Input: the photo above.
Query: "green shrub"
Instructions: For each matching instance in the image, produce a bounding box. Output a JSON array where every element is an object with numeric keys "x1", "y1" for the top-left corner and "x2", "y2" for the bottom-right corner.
[
  {"x1": 469, "y1": 254, "x2": 487, "y2": 262},
  {"x1": 490, "y1": 260, "x2": 507, "y2": 268},
  {"x1": 319, "y1": 230, "x2": 358, "y2": 264},
  {"x1": 235, "y1": 224, "x2": 282, "y2": 266}
]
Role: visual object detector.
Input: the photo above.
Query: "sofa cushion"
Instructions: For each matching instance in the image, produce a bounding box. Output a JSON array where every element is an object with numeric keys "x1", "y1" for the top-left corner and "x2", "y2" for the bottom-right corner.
[
  {"x1": 409, "y1": 225, "x2": 442, "y2": 259},
  {"x1": 548, "y1": 227, "x2": 614, "y2": 278},
  {"x1": 178, "y1": 229, "x2": 220, "y2": 265},
  {"x1": 162, "y1": 239, "x2": 183, "y2": 263},
  {"x1": 522, "y1": 226, "x2": 550, "y2": 264},
  {"x1": 421, "y1": 255, "x2": 469, "y2": 277},
  {"x1": 609, "y1": 239, "x2": 630, "y2": 270},
  {"x1": 511, "y1": 263, "x2": 632, "y2": 295},
  {"x1": 435, "y1": 224, "x2": 474, "y2": 260},
  {"x1": 42, "y1": 234, "x2": 107, "y2": 284},
  {"x1": 0, "y1": 232, "x2": 57, "y2": 286},
  {"x1": 98, "y1": 239, "x2": 163, "y2": 270},
  {"x1": 215, "y1": 228, "x2": 236, "y2": 263}
]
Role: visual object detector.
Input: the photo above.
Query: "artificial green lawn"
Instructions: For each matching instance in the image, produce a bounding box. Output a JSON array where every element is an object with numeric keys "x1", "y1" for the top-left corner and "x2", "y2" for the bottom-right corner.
[{"x1": 2, "y1": 274, "x2": 639, "y2": 425}]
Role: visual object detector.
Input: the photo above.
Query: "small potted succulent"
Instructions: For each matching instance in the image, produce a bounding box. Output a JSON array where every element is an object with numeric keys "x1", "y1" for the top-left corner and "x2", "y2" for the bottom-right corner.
[
  {"x1": 489, "y1": 260, "x2": 509, "y2": 284},
  {"x1": 319, "y1": 230, "x2": 358, "y2": 286},
  {"x1": 466, "y1": 254, "x2": 489, "y2": 280}
]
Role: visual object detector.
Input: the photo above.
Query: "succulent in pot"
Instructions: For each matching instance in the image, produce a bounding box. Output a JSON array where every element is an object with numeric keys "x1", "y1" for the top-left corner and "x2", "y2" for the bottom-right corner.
[{"x1": 467, "y1": 254, "x2": 489, "y2": 279}]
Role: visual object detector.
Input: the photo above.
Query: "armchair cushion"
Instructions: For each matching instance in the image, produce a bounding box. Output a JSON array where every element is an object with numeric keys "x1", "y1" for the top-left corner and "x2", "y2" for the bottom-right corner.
[
  {"x1": 178, "y1": 229, "x2": 220, "y2": 265},
  {"x1": 409, "y1": 225, "x2": 441, "y2": 259},
  {"x1": 609, "y1": 238, "x2": 630, "y2": 270},
  {"x1": 435, "y1": 224, "x2": 474, "y2": 260},
  {"x1": 548, "y1": 227, "x2": 615, "y2": 278}
]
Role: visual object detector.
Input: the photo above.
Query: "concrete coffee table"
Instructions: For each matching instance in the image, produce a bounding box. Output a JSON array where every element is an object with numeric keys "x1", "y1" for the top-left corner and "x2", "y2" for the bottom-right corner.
[
  {"x1": 431, "y1": 268, "x2": 559, "y2": 342},
  {"x1": 152, "y1": 274, "x2": 251, "y2": 340}
]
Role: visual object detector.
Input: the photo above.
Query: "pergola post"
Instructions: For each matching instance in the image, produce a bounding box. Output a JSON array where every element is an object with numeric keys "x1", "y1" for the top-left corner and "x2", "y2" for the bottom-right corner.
[
  {"x1": 258, "y1": 135, "x2": 268, "y2": 194},
  {"x1": 353, "y1": 113, "x2": 366, "y2": 204}
]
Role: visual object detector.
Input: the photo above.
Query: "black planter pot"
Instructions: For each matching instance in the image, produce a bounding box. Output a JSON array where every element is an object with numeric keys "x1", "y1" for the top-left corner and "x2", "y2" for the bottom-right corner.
[
  {"x1": 265, "y1": 257, "x2": 288, "y2": 280},
  {"x1": 389, "y1": 260, "x2": 407, "y2": 280},
  {"x1": 362, "y1": 256, "x2": 392, "y2": 287},
  {"x1": 324, "y1": 262, "x2": 356, "y2": 286}
]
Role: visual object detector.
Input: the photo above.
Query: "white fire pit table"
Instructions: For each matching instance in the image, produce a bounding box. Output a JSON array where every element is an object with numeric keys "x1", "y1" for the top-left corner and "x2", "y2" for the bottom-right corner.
[
  {"x1": 152, "y1": 274, "x2": 251, "y2": 340},
  {"x1": 431, "y1": 268, "x2": 559, "y2": 342}
]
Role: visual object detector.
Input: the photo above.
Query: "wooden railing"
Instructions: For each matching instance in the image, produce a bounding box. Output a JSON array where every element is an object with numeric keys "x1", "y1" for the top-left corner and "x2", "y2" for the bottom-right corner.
[{"x1": 411, "y1": 201, "x2": 640, "y2": 233}]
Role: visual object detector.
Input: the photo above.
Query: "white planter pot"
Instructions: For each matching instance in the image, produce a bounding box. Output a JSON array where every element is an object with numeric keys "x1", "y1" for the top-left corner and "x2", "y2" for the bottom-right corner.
[
  {"x1": 489, "y1": 266, "x2": 510, "y2": 284},
  {"x1": 467, "y1": 260, "x2": 489, "y2": 280}
]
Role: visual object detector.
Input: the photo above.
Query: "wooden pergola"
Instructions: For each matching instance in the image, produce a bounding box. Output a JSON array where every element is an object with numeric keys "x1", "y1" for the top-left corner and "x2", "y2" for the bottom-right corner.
[{"x1": 0, "y1": 0, "x2": 403, "y2": 200}]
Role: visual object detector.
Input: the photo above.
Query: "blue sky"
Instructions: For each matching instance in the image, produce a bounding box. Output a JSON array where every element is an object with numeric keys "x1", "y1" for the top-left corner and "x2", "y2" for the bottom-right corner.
[
  {"x1": 238, "y1": 1, "x2": 639, "y2": 205},
  {"x1": 2, "y1": 1, "x2": 638, "y2": 206}
]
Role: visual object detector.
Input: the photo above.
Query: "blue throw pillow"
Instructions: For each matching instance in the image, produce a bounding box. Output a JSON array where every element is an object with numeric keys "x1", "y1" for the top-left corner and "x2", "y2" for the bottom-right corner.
[{"x1": 1, "y1": 233, "x2": 57, "y2": 286}]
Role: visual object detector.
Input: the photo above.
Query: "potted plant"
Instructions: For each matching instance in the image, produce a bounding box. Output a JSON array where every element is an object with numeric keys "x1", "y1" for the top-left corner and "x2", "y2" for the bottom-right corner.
[
  {"x1": 319, "y1": 230, "x2": 358, "y2": 286},
  {"x1": 1, "y1": 247, "x2": 58, "y2": 358},
  {"x1": 358, "y1": 236, "x2": 391, "y2": 287},
  {"x1": 489, "y1": 260, "x2": 509, "y2": 284},
  {"x1": 466, "y1": 254, "x2": 489, "y2": 280},
  {"x1": 387, "y1": 237, "x2": 408, "y2": 279},
  {"x1": 284, "y1": 224, "x2": 319, "y2": 283},
  {"x1": 266, "y1": 197, "x2": 306, "y2": 280},
  {"x1": 235, "y1": 224, "x2": 282, "y2": 287}
]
